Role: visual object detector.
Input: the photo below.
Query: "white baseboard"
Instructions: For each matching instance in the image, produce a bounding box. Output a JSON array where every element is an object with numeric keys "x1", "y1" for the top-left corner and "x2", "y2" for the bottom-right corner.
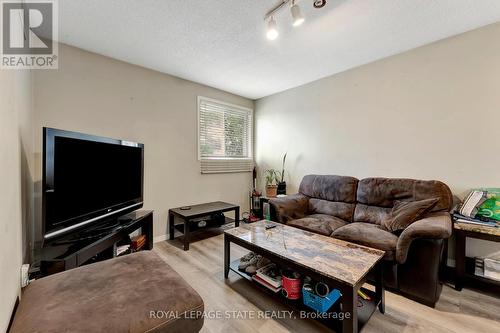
[{"x1": 153, "y1": 234, "x2": 168, "y2": 243}]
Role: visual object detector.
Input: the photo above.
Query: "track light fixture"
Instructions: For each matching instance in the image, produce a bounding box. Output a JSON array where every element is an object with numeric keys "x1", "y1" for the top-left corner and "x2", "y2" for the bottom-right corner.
[
  {"x1": 264, "y1": 0, "x2": 326, "y2": 40},
  {"x1": 291, "y1": 0, "x2": 305, "y2": 27},
  {"x1": 266, "y1": 16, "x2": 279, "y2": 40},
  {"x1": 313, "y1": 0, "x2": 327, "y2": 9}
]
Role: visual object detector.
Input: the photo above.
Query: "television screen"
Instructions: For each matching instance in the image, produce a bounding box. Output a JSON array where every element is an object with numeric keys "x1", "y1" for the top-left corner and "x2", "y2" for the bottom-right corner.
[{"x1": 43, "y1": 128, "x2": 144, "y2": 240}]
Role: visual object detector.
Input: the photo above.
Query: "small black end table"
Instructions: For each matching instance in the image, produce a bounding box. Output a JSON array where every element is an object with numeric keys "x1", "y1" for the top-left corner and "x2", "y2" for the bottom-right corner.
[
  {"x1": 169, "y1": 201, "x2": 239, "y2": 251},
  {"x1": 454, "y1": 221, "x2": 500, "y2": 293}
]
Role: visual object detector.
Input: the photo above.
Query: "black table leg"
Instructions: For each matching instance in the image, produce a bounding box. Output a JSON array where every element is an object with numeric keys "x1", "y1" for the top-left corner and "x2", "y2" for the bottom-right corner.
[
  {"x1": 143, "y1": 214, "x2": 154, "y2": 250},
  {"x1": 224, "y1": 234, "x2": 230, "y2": 278},
  {"x1": 235, "y1": 207, "x2": 240, "y2": 227},
  {"x1": 440, "y1": 238, "x2": 449, "y2": 280},
  {"x1": 341, "y1": 286, "x2": 358, "y2": 333},
  {"x1": 376, "y1": 262, "x2": 385, "y2": 314},
  {"x1": 183, "y1": 219, "x2": 190, "y2": 251},
  {"x1": 168, "y1": 212, "x2": 174, "y2": 240},
  {"x1": 455, "y1": 231, "x2": 466, "y2": 291}
]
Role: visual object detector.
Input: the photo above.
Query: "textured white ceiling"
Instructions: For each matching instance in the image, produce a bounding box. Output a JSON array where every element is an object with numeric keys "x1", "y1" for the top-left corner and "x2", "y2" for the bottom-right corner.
[{"x1": 58, "y1": 0, "x2": 500, "y2": 99}]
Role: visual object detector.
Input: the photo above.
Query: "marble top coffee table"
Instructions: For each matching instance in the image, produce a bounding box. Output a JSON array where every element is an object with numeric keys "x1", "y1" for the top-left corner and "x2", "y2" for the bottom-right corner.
[{"x1": 224, "y1": 220, "x2": 385, "y2": 333}]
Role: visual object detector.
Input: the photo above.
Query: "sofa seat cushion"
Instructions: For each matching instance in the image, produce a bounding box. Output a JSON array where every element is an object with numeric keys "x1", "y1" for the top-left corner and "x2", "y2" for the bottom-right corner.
[
  {"x1": 332, "y1": 222, "x2": 398, "y2": 261},
  {"x1": 10, "y1": 251, "x2": 204, "y2": 333},
  {"x1": 288, "y1": 214, "x2": 347, "y2": 236}
]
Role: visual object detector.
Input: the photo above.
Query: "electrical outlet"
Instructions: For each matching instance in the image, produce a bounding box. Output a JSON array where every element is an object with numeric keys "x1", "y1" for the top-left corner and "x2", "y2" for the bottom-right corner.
[{"x1": 21, "y1": 264, "x2": 30, "y2": 288}]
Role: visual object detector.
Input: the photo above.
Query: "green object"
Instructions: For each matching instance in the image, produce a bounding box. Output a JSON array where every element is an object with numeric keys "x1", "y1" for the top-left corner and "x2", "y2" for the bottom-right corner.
[{"x1": 476, "y1": 188, "x2": 500, "y2": 221}]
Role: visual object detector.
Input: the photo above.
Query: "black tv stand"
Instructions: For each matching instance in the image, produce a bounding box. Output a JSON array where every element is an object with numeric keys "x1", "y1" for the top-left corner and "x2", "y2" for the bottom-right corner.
[
  {"x1": 51, "y1": 219, "x2": 125, "y2": 245},
  {"x1": 37, "y1": 210, "x2": 153, "y2": 277}
]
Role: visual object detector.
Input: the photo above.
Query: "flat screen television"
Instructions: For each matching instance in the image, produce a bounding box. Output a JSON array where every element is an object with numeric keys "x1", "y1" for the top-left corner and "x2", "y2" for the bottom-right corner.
[{"x1": 42, "y1": 128, "x2": 144, "y2": 241}]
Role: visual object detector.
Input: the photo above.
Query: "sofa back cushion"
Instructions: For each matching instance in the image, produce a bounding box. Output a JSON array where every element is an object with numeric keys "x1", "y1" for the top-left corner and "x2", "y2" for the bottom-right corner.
[
  {"x1": 354, "y1": 177, "x2": 453, "y2": 225},
  {"x1": 299, "y1": 175, "x2": 358, "y2": 202},
  {"x1": 299, "y1": 175, "x2": 358, "y2": 221},
  {"x1": 357, "y1": 178, "x2": 453, "y2": 210}
]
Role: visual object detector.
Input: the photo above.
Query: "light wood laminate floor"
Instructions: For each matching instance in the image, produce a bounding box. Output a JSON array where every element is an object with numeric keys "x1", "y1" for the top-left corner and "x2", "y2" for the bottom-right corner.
[{"x1": 154, "y1": 234, "x2": 500, "y2": 333}]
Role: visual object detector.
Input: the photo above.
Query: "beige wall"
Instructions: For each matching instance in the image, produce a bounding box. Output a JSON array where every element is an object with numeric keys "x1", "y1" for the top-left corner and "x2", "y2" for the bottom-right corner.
[
  {"x1": 255, "y1": 22, "x2": 500, "y2": 260},
  {"x1": 0, "y1": 68, "x2": 34, "y2": 331},
  {"x1": 33, "y1": 44, "x2": 253, "y2": 241}
]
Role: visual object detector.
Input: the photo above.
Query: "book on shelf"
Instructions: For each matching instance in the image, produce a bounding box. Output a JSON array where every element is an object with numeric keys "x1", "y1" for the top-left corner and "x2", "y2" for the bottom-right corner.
[
  {"x1": 256, "y1": 264, "x2": 282, "y2": 288},
  {"x1": 252, "y1": 275, "x2": 281, "y2": 293},
  {"x1": 475, "y1": 257, "x2": 485, "y2": 277},
  {"x1": 453, "y1": 213, "x2": 498, "y2": 228},
  {"x1": 455, "y1": 219, "x2": 498, "y2": 228},
  {"x1": 116, "y1": 245, "x2": 131, "y2": 256},
  {"x1": 131, "y1": 234, "x2": 146, "y2": 250}
]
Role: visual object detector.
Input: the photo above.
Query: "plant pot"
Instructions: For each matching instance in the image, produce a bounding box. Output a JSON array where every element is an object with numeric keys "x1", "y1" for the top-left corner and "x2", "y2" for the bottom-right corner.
[
  {"x1": 266, "y1": 185, "x2": 278, "y2": 198},
  {"x1": 277, "y1": 181, "x2": 286, "y2": 195}
]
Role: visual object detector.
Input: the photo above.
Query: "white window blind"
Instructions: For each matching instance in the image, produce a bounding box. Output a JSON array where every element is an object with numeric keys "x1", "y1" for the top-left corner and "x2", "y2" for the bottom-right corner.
[{"x1": 198, "y1": 97, "x2": 253, "y2": 174}]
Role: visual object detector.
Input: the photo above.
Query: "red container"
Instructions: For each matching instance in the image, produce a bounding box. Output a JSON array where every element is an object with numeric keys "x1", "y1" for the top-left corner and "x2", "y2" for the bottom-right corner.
[{"x1": 282, "y1": 271, "x2": 301, "y2": 300}]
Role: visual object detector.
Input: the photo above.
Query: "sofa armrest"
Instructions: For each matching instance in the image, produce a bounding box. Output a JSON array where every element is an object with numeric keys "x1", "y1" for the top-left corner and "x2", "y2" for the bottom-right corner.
[
  {"x1": 269, "y1": 194, "x2": 309, "y2": 224},
  {"x1": 396, "y1": 212, "x2": 452, "y2": 264}
]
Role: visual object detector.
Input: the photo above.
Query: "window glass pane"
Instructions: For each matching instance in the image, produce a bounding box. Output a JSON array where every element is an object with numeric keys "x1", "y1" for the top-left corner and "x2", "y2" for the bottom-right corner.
[
  {"x1": 225, "y1": 111, "x2": 246, "y2": 157},
  {"x1": 199, "y1": 98, "x2": 252, "y2": 159}
]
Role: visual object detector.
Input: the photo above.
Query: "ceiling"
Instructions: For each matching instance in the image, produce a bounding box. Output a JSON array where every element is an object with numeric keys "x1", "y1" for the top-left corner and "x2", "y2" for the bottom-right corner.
[{"x1": 58, "y1": 0, "x2": 500, "y2": 100}]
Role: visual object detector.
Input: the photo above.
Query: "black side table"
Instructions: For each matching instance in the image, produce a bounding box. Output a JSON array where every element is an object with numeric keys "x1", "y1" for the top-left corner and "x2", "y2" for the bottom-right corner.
[
  {"x1": 454, "y1": 221, "x2": 500, "y2": 292},
  {"x1": 168, "y1": 201, "x2": 239, "y2": 250}
]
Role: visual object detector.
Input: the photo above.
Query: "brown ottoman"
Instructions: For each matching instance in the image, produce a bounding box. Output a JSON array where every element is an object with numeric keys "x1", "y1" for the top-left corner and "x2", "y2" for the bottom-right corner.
[{"x1": 10, "y1": 251, "x2": 204, "y2": 333}]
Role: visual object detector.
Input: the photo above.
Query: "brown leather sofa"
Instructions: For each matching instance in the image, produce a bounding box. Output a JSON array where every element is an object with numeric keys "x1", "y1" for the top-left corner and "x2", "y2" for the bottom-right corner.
[{"x1": 269, "y1": 174, "x2": 453, "y2": 307}]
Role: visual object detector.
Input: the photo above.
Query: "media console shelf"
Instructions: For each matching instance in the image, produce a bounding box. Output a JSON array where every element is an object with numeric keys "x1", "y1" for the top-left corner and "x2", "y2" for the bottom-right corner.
[{"x1": 37, "y1": 210, "x2": 153, "y2": 277}]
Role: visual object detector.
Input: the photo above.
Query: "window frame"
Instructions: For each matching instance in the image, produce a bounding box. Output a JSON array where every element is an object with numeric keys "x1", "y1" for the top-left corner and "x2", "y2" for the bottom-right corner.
[{"x1": 197, "y1": 96, "x2": 254, "y2": 162}]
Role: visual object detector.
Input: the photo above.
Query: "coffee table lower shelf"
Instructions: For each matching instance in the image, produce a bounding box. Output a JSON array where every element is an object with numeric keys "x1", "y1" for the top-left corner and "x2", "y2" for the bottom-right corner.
[{"x1": 229, "y1": 259, "x2": 379, "y2": 332}]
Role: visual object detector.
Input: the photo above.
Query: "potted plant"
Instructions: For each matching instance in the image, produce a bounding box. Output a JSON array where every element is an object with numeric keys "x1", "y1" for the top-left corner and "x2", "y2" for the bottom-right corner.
[
  {"x1": 265, "y1": 169, "x2": 278, "y2": 198},
  {"x1": 277, "y1": 153, "x2": 287, "y2": 195}
]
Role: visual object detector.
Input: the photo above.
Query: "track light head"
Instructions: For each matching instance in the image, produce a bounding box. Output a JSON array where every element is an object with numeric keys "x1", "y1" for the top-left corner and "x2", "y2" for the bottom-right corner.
[
  {"x1": 313, "y1": 0, "x2": 326, "y2": 8},
  {"x1": 291, "y1": 2, "x2": 305, "y2": 27},
  {"x1": 267, "y1": 16, "x2": 279, "y2": 40}
]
